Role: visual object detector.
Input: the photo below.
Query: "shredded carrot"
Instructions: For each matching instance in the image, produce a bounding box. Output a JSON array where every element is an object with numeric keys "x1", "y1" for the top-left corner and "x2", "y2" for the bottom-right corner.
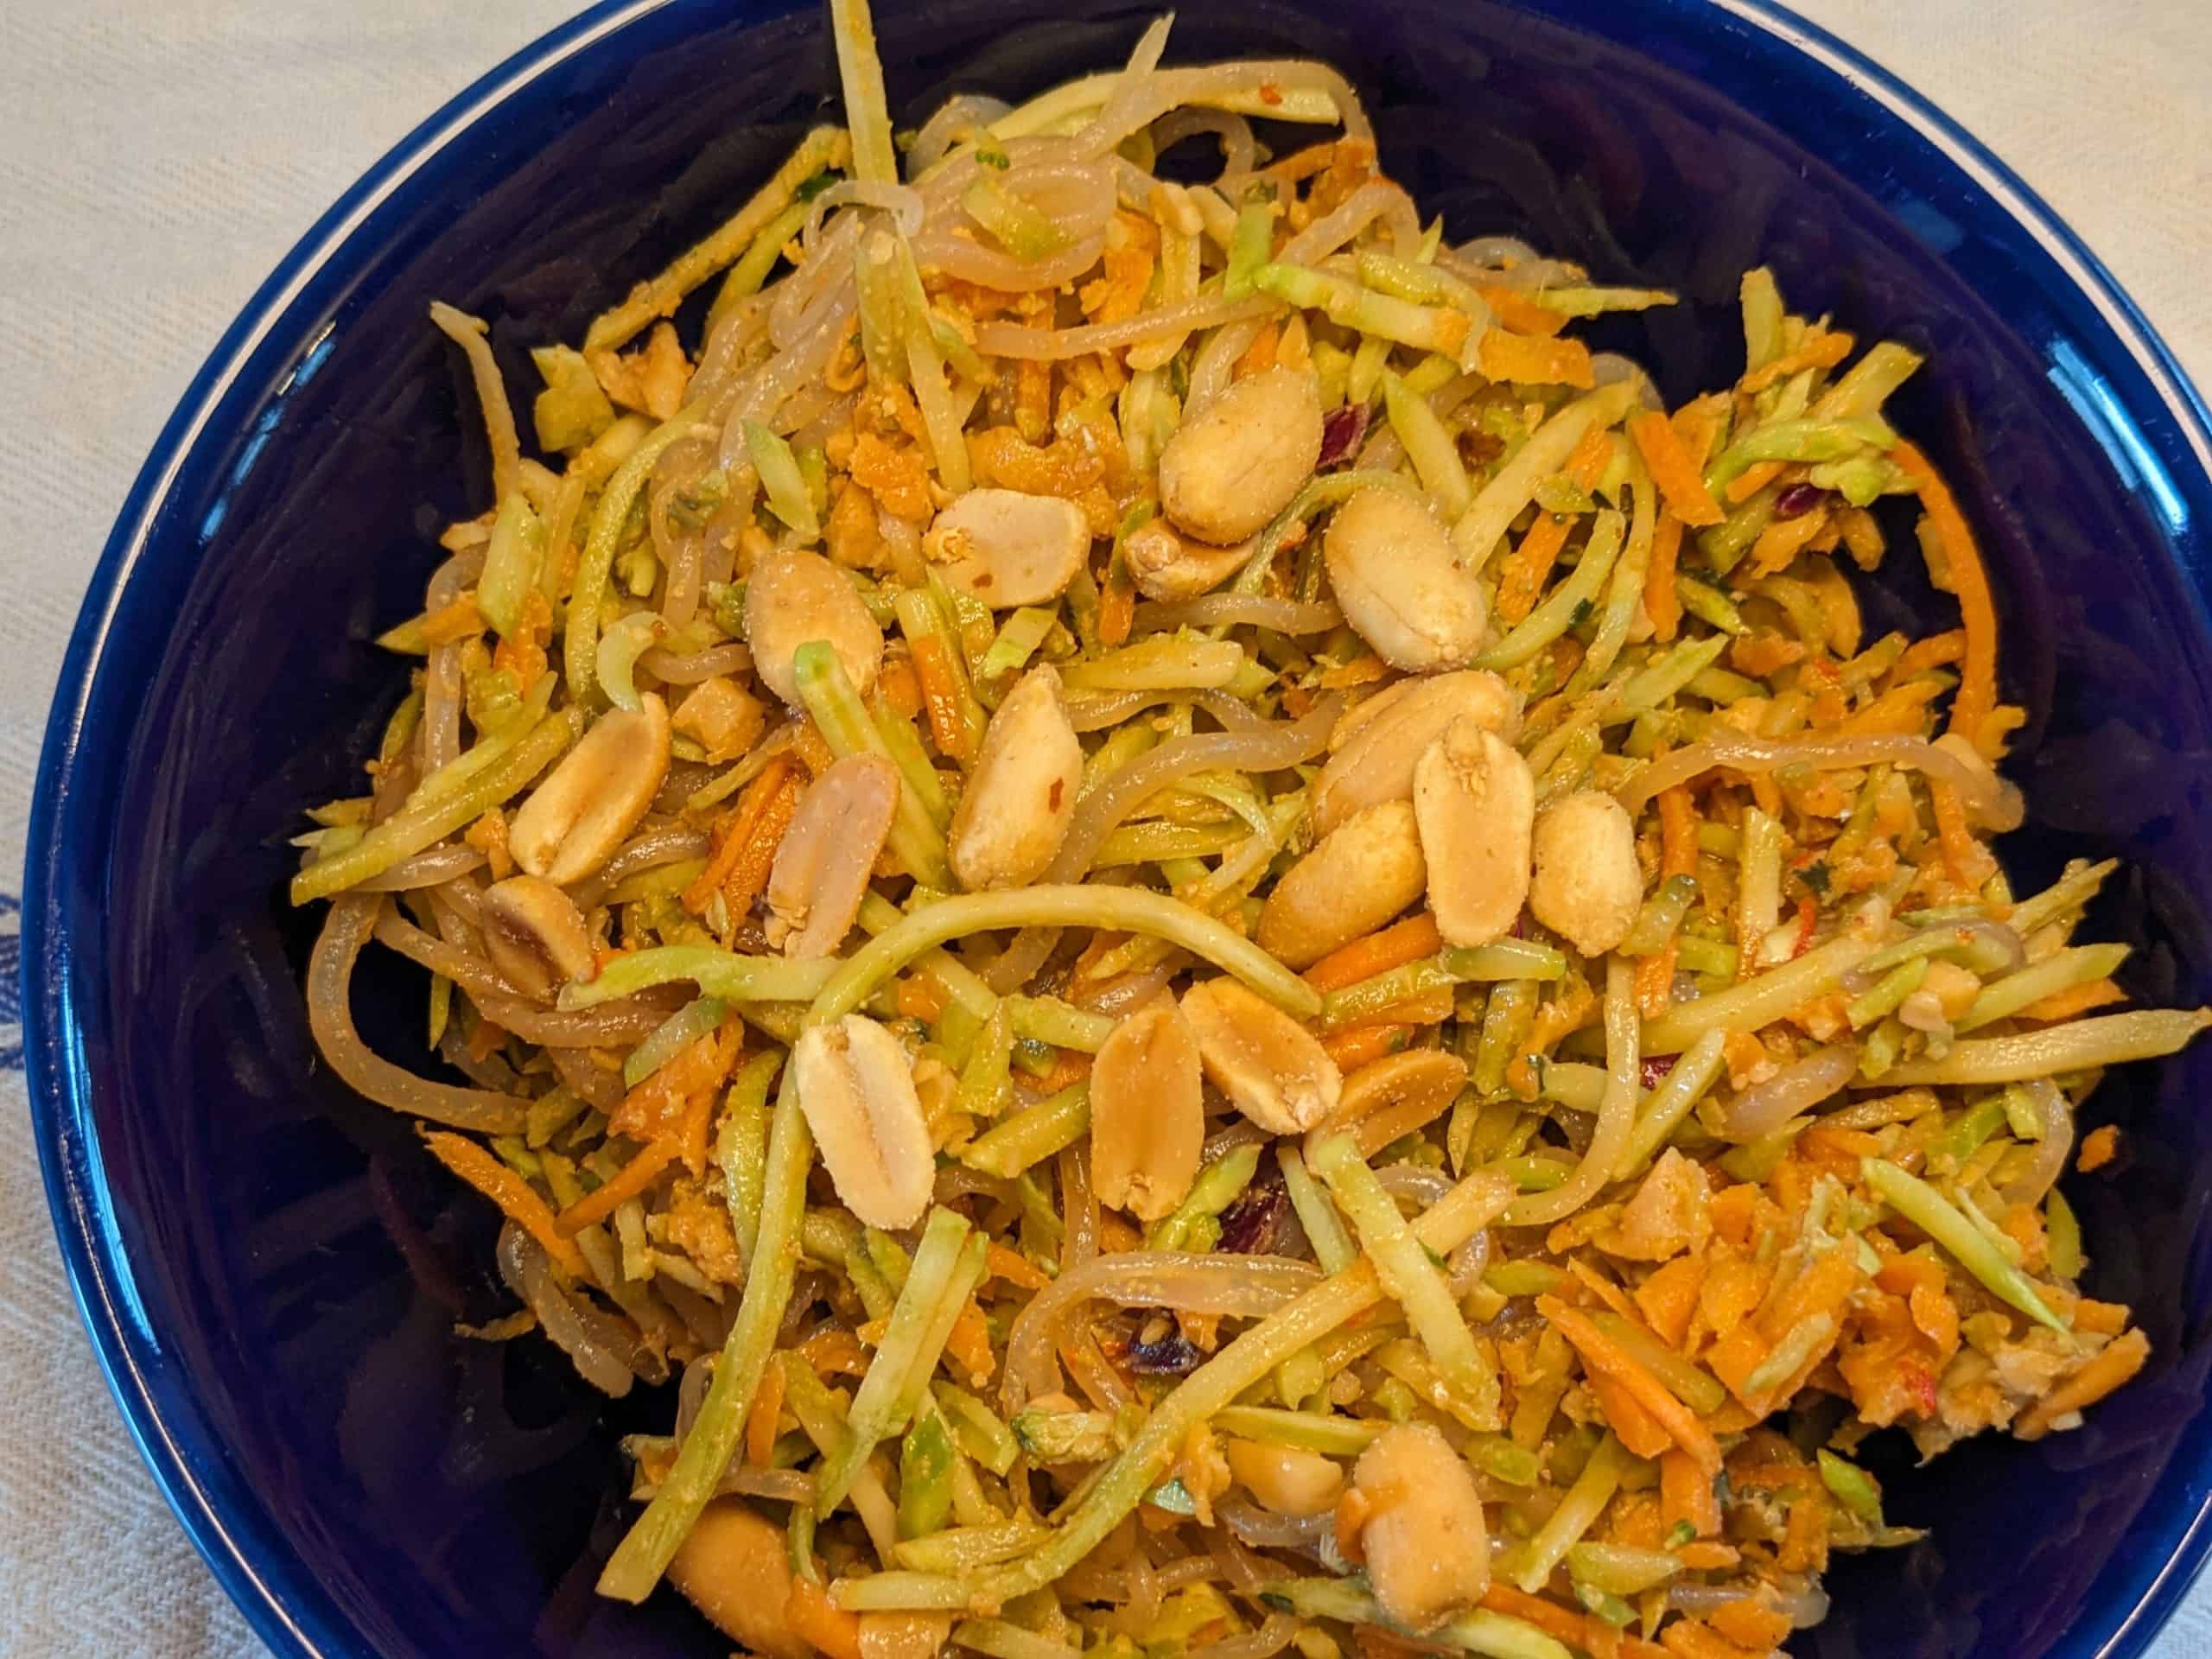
[
  {"x1": 1495, "y1": 511, "x2": 1572, "y2": 624},
  {"x1": 1566, "y1": 423, "x2": 1615, "y2": 490},
  {"x1": 1475, "y1": 285, "x2": 1569, "y2": 337},
  {"x1": 785, "y1": 1577, "x2": 864, "y2": 1659},
  {"x1": 1725, "y1": 459, "x2": 1787, "y2": 505},
  {"x1": 2078, "y1": 1124, "x2": 2120, "y2": 1173},
  {"x1": 1266, "y1": 140, "x2": 1339, "y2": 186},
  {"x1": 1304, "y1": 914, "x2": 1443, "y2": 994},
  {"x1": 747, "y1": 1352, "x2": 789, "y2": 1466},
  {"x1": 423, "y1": 1130, "x2": 589, "y2": 1281},
  {"x1": 947, "y1": 1300, "x2": 997, "y2": 1383},
  {"x1": 1315, "y1": 652, "x2": 1392, "y2": 689},
  {"x1": 1645, "y1": 512, "x2": 1686, "y2": 642},
  {"x1": 418, "y1": 595, "x2": 485, "y2": 645},
  {"x1": 1637, "y1": 1255, "x2": 1707, "y2": 1351},
  {"x1": 1346, "y1": 986, "x2": 1457, "y2": 1032},
  {"x1": 1745, "y1": 770, "x2": 1783, "y2": 819},
  {"x1": 1566, "y1": 1260, "x2": 1642, "y2": 1325},
  {"x1": 721, "y1": 768, "x2": 803, "y2": 914},
  {"x1": 986, "y1": 1241, "x2": 1051, "y2": 1291},
  {"x1": 1737, "y1": 328, "x2": 1855, "y2": 396},
  {"x1": 1322, "y1": 1022, "x2": 1412, "y2": 1071},
  {"x1": 1034, "y1": 1051, "x2": 1093, "y2": 1094},
  {"x1": 1777, "y1": 1495, "x2": 1830, "y2": 1574},
  {"x1": 879, "y1": 654, "x2": 924, "y2": 719},
  {"x1": 1838, "y1": 677, "x2": 1946, "y2": 737},
  {"x1": 1928, "y1": 778, "x2": 1998, "y2": 890},
  {"x1": 1670, "y1": 397, "x2": 1725, "y2": 472},
  {"x1": 794, "y1": 1326, "x2": 870, "y2": 1378},
  {"x1": 1707, "y1": 1598, "x2": 1793, "y2": 1651},
  {"x1": 1479, "y1": 329, "x2": 1595, "y2": 389},
  {"x1": 2019, "y1": 977, "x2": 2127, "y2": 1022},
  {"x1": 1591, "y1": 1371, "x2": 1675, "y2": 1459},
  {"x1": 556, "y1": 1138, "x2": 681, "y2": 1235},
  {"x1": 1540, "y1": 1295, "x2": 1724, "y2": 1473},
  {"x1": 684, "y1": 754, "x2": 796, "y2": 913},
  {"x1": 1635, "y1": 950, "x2": 1675, "y2": 1020},
  {"x1": 1891, "y1": 627, "x2": 1966, "y2": 679},
  {"x1": 1232, "y1": 319, "x2": 1281, "y2": 380},
  {"x1": 1747, "y1": 505, "x2": 1829, "y2": 576},
  {"x1": 612, "y1": 1026, "x2": 738, "y2": 1145},
  {"x1": 1891, "y1": 440, "x2": 2000, "y2": 754},
  {"x1": 909, "y1": 633, "x2": 979, "y2": 763},
  {"x1": 1098, "y1": 551, "x2": 1138, "y2": 649},
  {"x1": 1630, "y1": 412, "x2": 1725, "y2": 526},
  {"x1": 1480, "y1": 1585, "x2": 1666, "y2": 1659},
  {"x1": 1661, "y1": 1446, "x2": 1722, "y2": 1538},
  {"x1": 1660, "y1": 1616, "x2": 1768, "y2": 1659},
  {"x1": 897, "y1": 975, "x2": 950, "y2": 1025},
  {"x1": 1676, "y1": 1541, "x2": 1739, "y2": 1572}
]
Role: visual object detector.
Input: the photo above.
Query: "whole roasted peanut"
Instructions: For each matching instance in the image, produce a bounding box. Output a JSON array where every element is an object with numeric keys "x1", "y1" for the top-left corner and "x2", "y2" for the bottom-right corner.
[
  {"x1": 1090, "y1": 995, "x2": 1204, "y2": 1222},
  {"x1": 1348, "y1": 1423, "x2": 1490, "y2": 1629},
  {"x1": 1414, "y1": 715, "x2": 1535, "y2": 947},
  {"x1": 510, "y1": 693, "x2": 670, "y2": 885},
  {"x1": 792, "y1": 1014, "x2": 935, "y2": 1230},
  {"x1": 1180, "y1": 976, "x2": 1342, "y2": 1135},
  {"x1": 1312, "y1": 670, "x2": 1520, "y2": 837},
  {"x1": 745, "y1": 545, "x2": 884, "y2": 705},
  {"x1": 1323, "y1": 487, "x2": 1489, "y2": 671},
  {"x1": 1159, "y1": 365, "x2": 1324, "y2": 545},
  {"x1": 1122, "y1": 519, "x2": 1254, "y2": 601},
  {"x1": 923, "y1": 487, "x2": 1091, "y2": 607},
  {"x1": 1307, "y1": 1049, "x2": 1469, "y2": 1160},
  {"x1": 1529, "y1": 789, "x2": 1642, "y2": 957},
  {"x1": 479, "y1": 874, "x2": 597, "y2": 1000},
  {"x1": 766, "y1": 753, "x2": 900, "y2": 958},
  {"x1": 1224, "y1": 1438, "x2": 1344, "y2": 1517},
  {"x1": 1256, "y1": 800, "x2": 1427, "y2": 969},
  {"x1": 949, "y1": 664, "x2": 1082, "y2": 890}
]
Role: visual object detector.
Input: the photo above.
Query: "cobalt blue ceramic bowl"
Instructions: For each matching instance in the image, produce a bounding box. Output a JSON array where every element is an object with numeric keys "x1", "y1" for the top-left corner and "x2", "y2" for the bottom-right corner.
[{"x1": 26, "y1": 0, "x2": 2212, "y2": 1653}]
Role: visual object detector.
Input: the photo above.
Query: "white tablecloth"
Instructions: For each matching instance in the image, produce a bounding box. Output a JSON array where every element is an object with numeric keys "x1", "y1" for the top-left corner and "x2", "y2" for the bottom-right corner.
[{"x1": 1, "y1": 2, "x2": 2206, "y2": 1652}]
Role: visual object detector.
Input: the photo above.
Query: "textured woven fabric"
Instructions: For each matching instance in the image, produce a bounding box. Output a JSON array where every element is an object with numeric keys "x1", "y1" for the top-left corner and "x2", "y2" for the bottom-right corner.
[{"x1": 0, "y1": 3, "x2": 2205, "y2": 1653}]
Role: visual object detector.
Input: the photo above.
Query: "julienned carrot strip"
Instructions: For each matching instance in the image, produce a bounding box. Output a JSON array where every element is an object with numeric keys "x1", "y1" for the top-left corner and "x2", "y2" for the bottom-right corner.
[
  {"x1": 785, "y1": 1578, "x2": 863, "y2": 1659},
  {"x1": 1591, "y1": 1371, "x2": 1675, "y2": 1459},
  {"x1": 1098, "y1": 558, "x2": 1137, "y2": 649},
  {"x1": 1567, "y1": 423, "x2": 1615, "y2": 490},
  {"x1": 1928, "y1": 777, "x2": 1997, "y2": 890},
  {"x1": 423, "y1": 1130, "x2": 590, "y2": 1280},
  {"x1": 556, "y1": 1138, "x2": 682, "y2": 1235},
  {"x1": 909, "y1": 633, "x2": 977, "y2": 764},
  {"x1": 1540, "y1": 1295, "x2": 1724, "y2": 1473},
  {"x1": 897, "y1": 976, "x2": 950, "y2": 1024},
  {"x1": 1662, "y1": 1446, "x2": 1721, "y2": 1538},
  {"x1": 1891, "y1": 439, "x2": 1999, "y2": 753},
  {"x1": 1736, "y1": 328, "x2": 1854, "y2": 395},
  {"x1": 1303, "y1": 913, "x2": 1444, "y2": 993},
  {"x1": 1658, "y1": 783, "x2": 1699, "y2": 880},
  {"x1": 2018, "y1": 1328, "x2": 2152, "y2": 1439},
  {"x1": 947, "y1": 1300, "x2": 997, "y2": 1383},
  {"x1": 1635, "y1": 950, "x2": 1675, "y2": 1020},
  {"x1": 1670, "y1": 398, "x2": 1724, "y2": 472},
  {"x1": 1321, "y1": 1022, "x2": 1412, "y2": 1070},
  {"x1": 879, "y1": 654, "x2": 924, "y2": 719},
  {"x1": 1035, "y1": 1051, "x2": 1093, "y2": 1093},
  {"x1": 987, "y1": 1241, "x2": 1051, "y2": 1291},
  {"x1": 1496, "y1": 512, "x2": 1573, "y2": 624},
  {"x1": 1891, "y1": 627, "x2": 1966, "y2": 678},
  {"x1": 1726, "y1": 459, "x2": 1787, "y2": 505},
  {"x1": 1645, "y1": 512, "x2": 1686, "y2": 641},
  {"x1": 1480, "y1": 330, "x2": 1595, "y2": 389},
  {"x1": 684, "y1": 754, "x2": 795, "y2": 912},
  {"x1": 1480, "y1": 1584, "x2": 1667, "y2": 1659},
  {"x1": 721, "y1": 770, "x2": 804, "y2": 916},
  {"x1": 747, "y1": 1353, "x2": 789, "y2": 1466},
  {"x1": 1476, "y1": 284, "x2": 1568, "y2": 337},
  {"x1": 1629, "y1": 412, "x2": 1726, "y2": 526},
  {"x1": 1660, "y1": 1618, "x2": 1766, "y2": 1659},
  {"x1": 2018, "y1": 977, "x2": 2127, "y2": 1022}
]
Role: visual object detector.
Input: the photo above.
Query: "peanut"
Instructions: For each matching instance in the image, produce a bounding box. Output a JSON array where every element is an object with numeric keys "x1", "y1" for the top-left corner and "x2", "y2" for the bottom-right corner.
[
  {"x1": 746, "y1": 545, "x2": 884, "y2": 705},
  {"x1": 1180, "y1": 976, "x2": 1341, "y2": 1135},
  {"x1": 949, "y1": 664, "x2": 1083, "y2": 890},
  {"x1": 1323, "y1": 486, "x2": 1489, "y2": 671},
  {"x1": 509, "y1": 693, "x2": 670, "y2": 885},
  {"x1": 1256, "y1": 800, "x2": 1427, "y2": 969},
  {"x1": 1159, "y1": 365, "x2": 1324, "y2": 545},
  {"x1": 1312, "y1": 670, "x2": 1519, "y2": 837},
  {"x1": 923, "y1": 487, "x2": 1090, "y2": 607},
  {"x1": 1414, "y1": 715, "x2": 1535, "y2": 947},
  {"x1": 1529, "y1": 789, "x2": 1642, "y2": 957}
]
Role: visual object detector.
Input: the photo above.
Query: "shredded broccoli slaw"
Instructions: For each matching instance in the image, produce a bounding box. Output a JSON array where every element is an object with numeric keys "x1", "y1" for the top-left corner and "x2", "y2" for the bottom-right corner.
[{"x1": 291, "y1": 6, "x2": 2204, "y2": 1655}]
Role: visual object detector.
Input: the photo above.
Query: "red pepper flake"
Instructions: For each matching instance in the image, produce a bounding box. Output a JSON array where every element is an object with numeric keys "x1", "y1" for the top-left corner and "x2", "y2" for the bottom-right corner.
[
  {"x1": 1789, "y1": 896, "x2": 1819, "y2": 958},
  {"x1": 1259, "y1": 81, "x2": 1284, "y2": 105}
]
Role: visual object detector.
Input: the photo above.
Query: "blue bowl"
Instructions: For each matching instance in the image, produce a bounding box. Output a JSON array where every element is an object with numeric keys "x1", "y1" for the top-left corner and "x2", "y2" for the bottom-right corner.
[{"x1": 26, "y1": 0, "x2": 2212, "y2": 1653}]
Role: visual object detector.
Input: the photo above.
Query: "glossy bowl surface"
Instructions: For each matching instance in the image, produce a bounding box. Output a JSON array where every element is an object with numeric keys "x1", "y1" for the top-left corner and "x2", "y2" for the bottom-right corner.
[{"x1": 26, "y1": 0, "x2": 2212, "y2": 1655}]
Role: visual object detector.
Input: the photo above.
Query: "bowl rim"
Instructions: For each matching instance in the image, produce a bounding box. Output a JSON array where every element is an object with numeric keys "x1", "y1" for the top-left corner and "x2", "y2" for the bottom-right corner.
[{"x1": 23, "y1": 1, "x2": 2212, "y2": 1655}]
